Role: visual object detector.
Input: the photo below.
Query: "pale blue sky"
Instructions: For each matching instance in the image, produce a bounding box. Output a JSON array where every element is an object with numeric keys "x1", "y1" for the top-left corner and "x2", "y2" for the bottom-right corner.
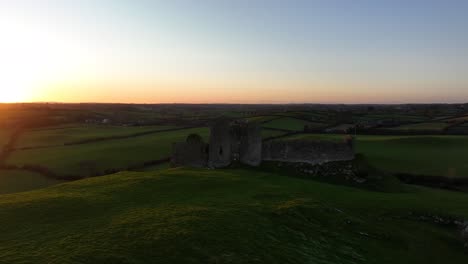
[{"x1": 1, "y1": 0, "x2": 467, "y2": 103}]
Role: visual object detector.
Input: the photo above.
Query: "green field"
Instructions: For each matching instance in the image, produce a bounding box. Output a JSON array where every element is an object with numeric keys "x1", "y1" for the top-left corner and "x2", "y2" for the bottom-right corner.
[
  {"x1": 261, "y1": 129, "x2": 289, "y2": 139},
  {"x1": 17, "y1": 125, "x2": 178, "y2": 148},
  {"x1": 263, "y1": 117, "x2": 325, "y2": 131},
  {"x1": 0, "y1": 170, "x2": 64, "y2": 194},
  {"x1": 388, "y1": 122, "x2": 449, "y2": 131},
  {"x1": 0, "y1": 168, "x2": 467, "y2": 263},
  {"x1": 281, "y1": 133, "x2": 348, "y2": 143},
  {"x1": 356, "y1": 114, "x2": 428, "y2": 123},
  {"x1": 7, "y1": 127, "x2": 209, "y2": 178},
  {"x1": 356, "y1": 135, "x2": 468, "y2": 177},
  {"x1": 282, "y1": 134, "x2": 468, "y2": 177}
]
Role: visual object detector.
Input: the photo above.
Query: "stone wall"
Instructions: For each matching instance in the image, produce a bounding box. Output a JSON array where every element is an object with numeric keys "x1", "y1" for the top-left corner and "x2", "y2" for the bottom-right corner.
[
  {"x1": 262, "y1": 139, "x2": 354, "y2": 165},
  {"x1": 172, "y1": 134, "x2": 208, "y2": 168}
]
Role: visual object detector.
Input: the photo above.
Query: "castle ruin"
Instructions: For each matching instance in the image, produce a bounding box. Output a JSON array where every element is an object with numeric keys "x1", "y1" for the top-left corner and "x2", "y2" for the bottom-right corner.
[{"x1": 171, "y1": 119, "x2": 354, "y2": 168}]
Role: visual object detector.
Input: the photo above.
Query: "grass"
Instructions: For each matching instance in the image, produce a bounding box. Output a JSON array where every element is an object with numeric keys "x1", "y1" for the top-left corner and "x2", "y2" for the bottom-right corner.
[
  {"x1": 0, "y1": 168, "x2": 467, "y2": 263},
  {"x1": 7, "y1": 127, "x2": 209, "y2": 178},
  {"x1": 263, "y1": 117, "x2": 325, "y2": 131},
  {"x1": 17, "y1": 125, "x2": 178, "y2": 148},
  {"x1": 0, "y1": 170, "x2": 64, "y2": 194},
  {"x1": 261, "y1": 129, "x2": 290, "y2": 139},
  {"x1": 355, "y1": 135, "x2": 468, "y2": 177},
  {"x1": 388, "y1": 122, "x2": 449, "y2": 131},
  {"x1": 281, "y1": 134, "x2": 468, "y2": 177}
]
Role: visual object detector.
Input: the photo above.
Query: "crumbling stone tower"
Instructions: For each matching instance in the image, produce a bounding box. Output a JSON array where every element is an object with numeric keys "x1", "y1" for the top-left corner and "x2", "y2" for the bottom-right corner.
[
  {"x1": 208, "y1": 119, "x2": 233, "y2": 168},
  {"x1": 172, "y1": 119, "x2": 262, "y2": 168}
]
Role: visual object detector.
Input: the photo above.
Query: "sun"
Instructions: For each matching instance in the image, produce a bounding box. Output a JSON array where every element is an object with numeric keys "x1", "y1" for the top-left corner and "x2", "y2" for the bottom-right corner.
[
  {"x1": 0, "y1": 89, "x2": 28, "y2": 103},
  {"x1": 0, "y1": 70, "x2": 34, "y2": 103}
]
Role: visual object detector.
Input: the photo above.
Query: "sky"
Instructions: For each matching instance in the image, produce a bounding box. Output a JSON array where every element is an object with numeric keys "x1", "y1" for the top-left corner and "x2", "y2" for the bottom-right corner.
[{"x1": 0, "y1": 0, "x2": 467, "y2": 104}]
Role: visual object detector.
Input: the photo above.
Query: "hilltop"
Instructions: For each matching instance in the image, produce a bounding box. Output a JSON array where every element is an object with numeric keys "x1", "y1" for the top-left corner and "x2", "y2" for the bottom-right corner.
[{"x1": 0, "y1": 168, "x2": 467, "y2": 264}]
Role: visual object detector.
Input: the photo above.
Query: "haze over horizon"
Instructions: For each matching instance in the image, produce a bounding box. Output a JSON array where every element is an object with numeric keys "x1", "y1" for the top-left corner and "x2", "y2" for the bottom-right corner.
[{"x1": 1, "y1": 0, "x2": 468, "y2": 104}]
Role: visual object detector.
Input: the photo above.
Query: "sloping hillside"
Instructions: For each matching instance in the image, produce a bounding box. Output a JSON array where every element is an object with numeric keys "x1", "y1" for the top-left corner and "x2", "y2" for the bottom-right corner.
[{"x1": 0, "y1": 168, "x2": 467, "y2": 263}]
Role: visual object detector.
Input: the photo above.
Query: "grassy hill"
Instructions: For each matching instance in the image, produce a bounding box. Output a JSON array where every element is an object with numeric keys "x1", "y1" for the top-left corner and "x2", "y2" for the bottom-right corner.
[
  {"x1": 0, "y1": 168, "x2": 467, "y2": 263},
  {"x1": 0, "y1": 170, "x2": 64, "y2": 195}
]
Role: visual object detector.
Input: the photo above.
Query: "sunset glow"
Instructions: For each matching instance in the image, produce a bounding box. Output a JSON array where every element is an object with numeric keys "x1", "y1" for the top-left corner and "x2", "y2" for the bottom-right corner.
[{"x1": 1, "y1": 1, "x2": 467, "y2": 104}]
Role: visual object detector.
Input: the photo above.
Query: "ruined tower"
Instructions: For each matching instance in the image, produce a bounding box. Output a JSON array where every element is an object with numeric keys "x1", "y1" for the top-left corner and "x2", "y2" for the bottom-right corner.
[
  {"x1": 239, "y1": 122, "x2": 262, "y2": 166},
  {"x1": 208, "y1": 119, "x2": 233, "y2": 168}
]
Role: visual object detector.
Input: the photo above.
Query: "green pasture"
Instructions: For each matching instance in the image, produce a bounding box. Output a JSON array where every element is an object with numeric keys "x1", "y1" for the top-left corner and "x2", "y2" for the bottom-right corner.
[
  {"x1": 7, "y1": 127, "x2": 209, "y2": 178},
  {"x1": 0, "y1": 168, "x2": 467, "y2": 263},
  {"x1": 261, "y1": 129, "x2": 289, "y2": 139},
  {"x1": 388, "y1": 122, "x2": 449, "y2": 131},
  {"x1": 0, "y1": 170, "x2": 64, "y2": 195},
  {"x1": 17, "y1": 125, "x2": 178, "y2": 148},
  {"x1": 356, "y1": 114, "x2": 428, "y2": 123}
]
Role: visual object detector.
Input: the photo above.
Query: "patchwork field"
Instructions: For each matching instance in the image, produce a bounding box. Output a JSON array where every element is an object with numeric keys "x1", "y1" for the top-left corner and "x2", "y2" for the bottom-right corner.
[
  {"x1": 0, "y1": 170, "x2": 64, "y2": 195},
  {"x1": 261, "y1": 129, "x2": 290, "y2": 139},
  {"x1": 263, "y1": 117, "x2": 325, "y2": 131},
  {"x1": 356, "y1": 114, "x2": 429, "y2": 123},
  {"x1": 388, "y1": 122, "x2": 449, "y2": 131},
  {"x1": 7, "y1": 127, "x2": 209, "y2": 178},
  {"x1": 0, "y1": 168, "x2": 467, "y2": 263},
  {"x1": 281, "y1": 134, "x2": 468, "y2": 177},
  {"x1": 17, "y1": 125, "x2": 178, "y2": 149}
]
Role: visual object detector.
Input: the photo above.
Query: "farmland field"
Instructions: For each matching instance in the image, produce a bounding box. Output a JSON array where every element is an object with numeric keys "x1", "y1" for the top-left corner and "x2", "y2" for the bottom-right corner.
[
  {"x1": 0, "y1": 168, "x2": 467, "y2": 263},
  {"x1": 282, "y1": 134, "x2": 468, "y2": 177},
  {"x1": 356, "y1": 114, "x2": 429, "y2": 123},
  {"x1": 261, "y1": 129, "x2": 289, "y2": 139},
  {"x1": 7, "y1": 127, "x2": 209, "y2": 178},
  {"x1": 263, "y1": 117, "x2": 325, "y2": 131},
  {"x1": 388, "y1": 122, "x2": 449, "y2": 131},
  {"x1": 0, "y1": 128, "x2": 12, "y2": 149},
  {"x1": 0, "y1": 170, "x2": 64, "y2": 194},
  {"x1": 17, "y1": 125, "x2": 178, "y2": 149}
]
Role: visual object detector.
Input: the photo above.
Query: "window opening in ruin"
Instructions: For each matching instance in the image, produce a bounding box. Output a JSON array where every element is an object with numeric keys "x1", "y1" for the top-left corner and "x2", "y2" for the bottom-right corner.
[{"x1": 219, "y1": 147, "x2": 223, "y2": 156}]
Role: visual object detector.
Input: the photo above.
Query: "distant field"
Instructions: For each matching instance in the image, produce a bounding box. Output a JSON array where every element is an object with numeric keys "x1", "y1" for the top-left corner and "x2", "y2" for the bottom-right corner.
[
  {"x1": 261, "y1": 129, "x2": 289, "y2": 139},
  {"x1": 282, "y1": 134, "x2": 468, "y2": 177},
  {"x1": 7, "y1": 127, "x2": 209, "y2": 178},
  {"x1": 0, "y1": 168, "x2": 467, "y2": 263},
  {"x1": 388, "y1": 122, "x2": 449, "y2": 131},
  {"x1": 263, "y1": 117, "x2": 325, "y2": 131},
  {"x1": 356, "y1": 135, "x2": 468, "y2": 177},
  {"x1": 280, "y1": 133, "x2": 347, "y2": 143},
  {"x1": 246, "y1": 115, "x2": 279, "y2": 123},
  {"x1": 0, "y1": 170, "x2": 64, "y2": 194},
  {"x1": 0, "y1": 129, "x2": 11, "y2": 149},
  {"x1": 281, "y1": 111, "x2": 329, "y2": 121},
  {"x1": 17, "y1": 125, "x2": 178, "y2": 148},
  {"x1": 447, "y1": 115, "x2": 468, "y2": 123},
  {"x1": 356, "y1": 114, "x2": 428, "y2": 123}
]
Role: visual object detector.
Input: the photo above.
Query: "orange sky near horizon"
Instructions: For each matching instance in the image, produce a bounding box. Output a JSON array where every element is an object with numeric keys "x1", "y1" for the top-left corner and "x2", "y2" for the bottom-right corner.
[{"x1": 1, "y1": 1, "x2": 468, "y2": 104}]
